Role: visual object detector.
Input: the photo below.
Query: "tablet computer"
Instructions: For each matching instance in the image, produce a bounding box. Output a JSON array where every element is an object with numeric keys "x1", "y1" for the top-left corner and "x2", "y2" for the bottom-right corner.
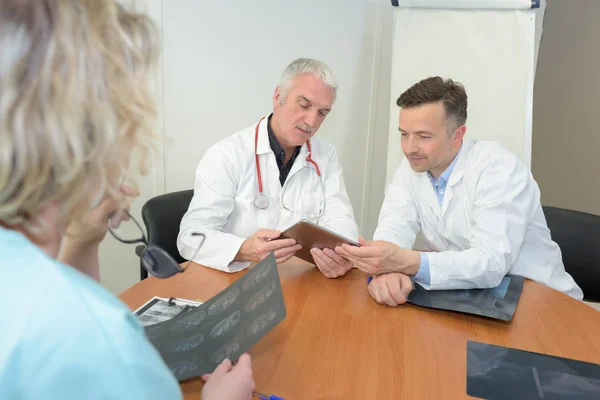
[{"x1": 279, "y1": 219, "x2": 359, "y2": 264}]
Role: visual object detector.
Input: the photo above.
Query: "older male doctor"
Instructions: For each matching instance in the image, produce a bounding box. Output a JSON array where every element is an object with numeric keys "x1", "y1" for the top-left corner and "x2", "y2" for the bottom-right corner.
[
  {"x1": 178, "y1": 58, "x2": 359, "y2": 278},
  {"x1": 338, "y1": 76, "x2": 582, "y2": 306}
]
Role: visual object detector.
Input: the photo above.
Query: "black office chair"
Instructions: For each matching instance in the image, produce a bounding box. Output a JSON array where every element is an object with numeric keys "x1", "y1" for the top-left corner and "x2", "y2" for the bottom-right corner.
[
  {"x1": 542, "y1": 206, "x2": 600, "y2": 302},
  {"x1": 136, "y1": 189, "x2": 194, "y2": 280}
]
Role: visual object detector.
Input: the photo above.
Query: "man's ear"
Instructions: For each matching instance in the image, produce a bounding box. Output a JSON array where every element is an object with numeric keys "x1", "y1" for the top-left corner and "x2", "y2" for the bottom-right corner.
[
  {"x1": 273, "y1": 87, "x2": 282, "y2": 109},
  {"x1": 452, "y1": 125, "x2": 467, "y2": 144}
]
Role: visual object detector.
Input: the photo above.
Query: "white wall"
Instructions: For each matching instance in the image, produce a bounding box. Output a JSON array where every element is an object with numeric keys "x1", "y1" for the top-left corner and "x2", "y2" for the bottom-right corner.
[
  {"x1": 100, "y1": 0, "x2": 393, "y2": 294},
  {"x1": 159, "y1": 0, "x2": 391, "y2": 204}
]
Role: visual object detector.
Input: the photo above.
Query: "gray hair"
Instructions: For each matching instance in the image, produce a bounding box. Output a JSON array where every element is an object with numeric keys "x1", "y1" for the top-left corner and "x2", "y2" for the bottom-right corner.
[{"x1": 277, "y1": 58, "x2": 339, "y2": 104}]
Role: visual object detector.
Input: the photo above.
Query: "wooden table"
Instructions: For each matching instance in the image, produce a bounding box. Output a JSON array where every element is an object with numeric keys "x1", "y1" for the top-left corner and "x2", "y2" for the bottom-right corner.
[{"x1": 120, "y1": 260, "x2": 600, "y2": 399}]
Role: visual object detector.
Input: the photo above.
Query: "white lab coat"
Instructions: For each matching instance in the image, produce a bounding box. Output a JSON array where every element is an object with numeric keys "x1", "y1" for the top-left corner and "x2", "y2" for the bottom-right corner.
[
  {"x1": 177, "y1": 115, "x2": 359, "y2": 272},
  {"x1": 374, "y1": 139, "x2": 583, "y2": 299}
]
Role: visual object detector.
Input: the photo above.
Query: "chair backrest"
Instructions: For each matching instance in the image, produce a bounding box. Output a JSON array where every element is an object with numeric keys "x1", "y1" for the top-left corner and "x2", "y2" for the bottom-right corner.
[
  {"x1": 140, "y1": 189, "x2": 194, "y2": 280},
  {"x1": 542, "y1": 206, "x2": 600, "y2": 302}
]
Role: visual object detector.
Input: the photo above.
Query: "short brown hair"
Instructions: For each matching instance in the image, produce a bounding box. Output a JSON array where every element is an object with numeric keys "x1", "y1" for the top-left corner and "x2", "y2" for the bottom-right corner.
[{"x1": 397, "y1": 76, "x2": 468, "y2": 128}]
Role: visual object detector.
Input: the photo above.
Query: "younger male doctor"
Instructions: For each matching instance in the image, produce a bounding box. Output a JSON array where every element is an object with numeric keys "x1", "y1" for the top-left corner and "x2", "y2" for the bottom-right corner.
[
  {"x1": 338, "y1": 76, "x2": 582, "y2": 306},
  {"x1": 178, "y1": 58, "x2": 359, "y2": 278}
]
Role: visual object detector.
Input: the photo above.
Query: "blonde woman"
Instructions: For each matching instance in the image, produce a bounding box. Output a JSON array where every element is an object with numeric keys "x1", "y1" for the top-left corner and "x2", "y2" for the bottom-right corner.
[{"x1": 0, "y1": 1, "x2": 254, "y2": 399}]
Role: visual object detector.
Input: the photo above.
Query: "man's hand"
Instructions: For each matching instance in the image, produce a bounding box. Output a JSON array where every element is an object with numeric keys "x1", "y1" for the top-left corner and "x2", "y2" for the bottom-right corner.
[
  {"x1": 368, "y1": 273, "x2": 413, "y2": 307},
  {"x1": 335, "y1": 237, "x2": 420, "y2": 276},
  {"x1": 311, "y1": 247, "x2": 352, "y2": 278},
  {"x1": 235, "y1": 229, "x2": 301, "y2": 264},
  {"x1": 64, "y1": 184, "x2": 138, "y2": 246},
  {"x1": 201, "y1": 354, "x2": 254, "y2": 400},
  {"x1": 59, "y1": 185, "x2": 138, "y2": 280}
]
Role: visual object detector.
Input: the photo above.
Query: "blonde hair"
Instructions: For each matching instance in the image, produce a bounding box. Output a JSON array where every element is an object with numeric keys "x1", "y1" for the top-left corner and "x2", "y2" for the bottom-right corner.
[{"x1": 0, "y1": 0, "x2": 159, "y2": 232}]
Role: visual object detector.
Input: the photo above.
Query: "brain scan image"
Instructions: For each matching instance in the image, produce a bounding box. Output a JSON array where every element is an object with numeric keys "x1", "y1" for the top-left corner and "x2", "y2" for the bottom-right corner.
[
  {"x1": 241, "y1": 263, "x2": 272, "y2": 291},
  {"x1": 168, "y1": 331, "x2": 205, "y2": 354},
  {"x1": 208, "y1": 287, "x2": 241, "y2": 316},
  {"x1": 168, "y1": 357, "x2": 200, "y2": 378},
  {"x1": 211, "y1": 334, "x2": 244, "y2": 364},
  {"x1": 169, "y1": 310, "x2": 206, "y2": 334},
  {"x1": 247, "y1": 304, "x2": 279, "y2": 336},
  {"x1": 244, "y1": 281, "x2": 276, "y2": 313},
  {"x1": 210, "y1": 310, "x2": 241, "y2": 338}
]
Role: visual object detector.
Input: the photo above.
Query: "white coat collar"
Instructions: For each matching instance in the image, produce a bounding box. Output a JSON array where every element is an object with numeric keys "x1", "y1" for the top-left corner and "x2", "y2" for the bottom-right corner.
[
  {"x1": 255, "y1": 115, "x2": 272, "y2": 155},
  {"x1": 415, "y1": 139, "x2": 473, "y2": 216},
  {"x1": 255, "y1": 113, "x2": 310, "y2": 164},
  {"x1": 447, "y1": 139, "x2": 473, "y2": 187},
  {"x1": 419, "y1": 169, "x2": 441, "y2": 216}
]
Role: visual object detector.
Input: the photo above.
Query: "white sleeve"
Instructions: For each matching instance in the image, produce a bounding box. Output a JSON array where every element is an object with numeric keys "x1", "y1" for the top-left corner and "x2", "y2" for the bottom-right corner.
[
  {"x1": 426, "y1": 156, "x2": 537, "y2": 290},
  {"x1": 318, "y1": 147, "x2": 360, "y2": 241},
  {"x1": 373, "y1": 160, "x2": 421, "y2": 248},
  {"x1": 177, "y1": 144, "x2": 250, "y2": 273}
]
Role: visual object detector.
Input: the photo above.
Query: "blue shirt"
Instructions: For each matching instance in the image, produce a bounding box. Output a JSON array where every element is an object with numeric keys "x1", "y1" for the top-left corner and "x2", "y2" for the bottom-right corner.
[
  {"x1": 0, "y1": 227, "x2": 182, "y2": 400},
  {"x1": 414, "y1": 147, "x2": 462, "y2": 285}
]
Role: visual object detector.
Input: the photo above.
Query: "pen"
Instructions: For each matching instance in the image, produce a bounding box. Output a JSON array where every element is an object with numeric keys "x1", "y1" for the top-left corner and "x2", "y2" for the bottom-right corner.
[{"x1": 253, "y1": 390, "x2": 284, "y2": 400}]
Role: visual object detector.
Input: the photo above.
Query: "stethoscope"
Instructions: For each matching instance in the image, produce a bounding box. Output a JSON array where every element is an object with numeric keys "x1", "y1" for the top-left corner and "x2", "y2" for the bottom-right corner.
[{"x1": 253, "y1": 116, "x2": 325, "y2": 218}]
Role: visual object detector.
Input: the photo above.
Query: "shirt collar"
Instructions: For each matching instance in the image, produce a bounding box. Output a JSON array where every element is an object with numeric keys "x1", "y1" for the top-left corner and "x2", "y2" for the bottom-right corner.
[
  {"x1": 428, "y1": 144, "x2": 463, "y2": 185},
  {"x1": 267, "y1": 114, "x2": 301, "y2": 163},
  {"x1": 267, "y1": 115, "x2": 284, "y2": 159}
]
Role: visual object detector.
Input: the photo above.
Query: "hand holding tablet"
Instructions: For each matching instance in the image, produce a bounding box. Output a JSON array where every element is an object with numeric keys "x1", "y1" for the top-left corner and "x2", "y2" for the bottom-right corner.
[{"x1": 279, "y1": 219, "x2": 359, "y2": 265}]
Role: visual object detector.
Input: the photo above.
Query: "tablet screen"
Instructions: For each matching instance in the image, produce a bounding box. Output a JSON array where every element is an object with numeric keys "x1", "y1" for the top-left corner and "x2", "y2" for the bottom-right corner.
[{"x1": 279, "y1": 219, "x2": 359, "y2": 264}]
